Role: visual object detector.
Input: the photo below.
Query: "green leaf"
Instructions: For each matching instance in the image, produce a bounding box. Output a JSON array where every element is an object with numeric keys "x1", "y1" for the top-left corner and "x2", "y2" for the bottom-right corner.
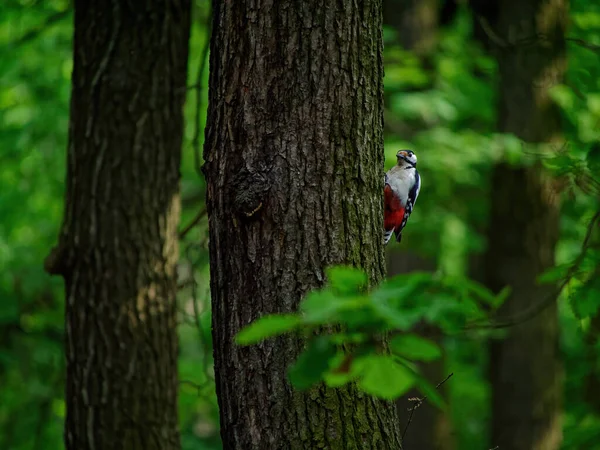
[
  {"x1": 289, "y1": 337, "x2": 337, "y2": 390},
  {"x1": 543, "y1": 152, "x2": 576, "y2": 173},
  {"x1": 299, "y1": 290, "x2": 339, "y2": 322},
  {"x1": 583, "y1": 249, "x2": 600, "y2": 271},
  {"x1": 537, "y1": 263, "x2": 573, "y2": 284},
  {"x1": 358, "y1": 355, "x2": 414, "y2": 400},
  {"x1": 423, "y1": 294, "x2": 468, "y2": 333},
  {"x1": 494, "y1": 286, "x2": 512, "y2": 308},
  {"x1": 373, "y1": 272, "x2": 433, "y2": 305},
  {"x1": 370, "y1": 296, "x2": 423, "y2": 330},
  {"x1": 300, "y1": 290, "x2": 368, "y2": 324},
  {"x1": 357, "y1": 355, "x2": 415, "y2": 399},
  {"x1": 369, "y1": 273, "x2": 434, "y2": 329},
  {"x1": 570, "y1": 278, "x2": 600, "y2": 319},
  {"x1": 390, "y1": 334, "x2": 442, "y2": 362},
  {"x1": 337, "y1": 305, "x2": 386, "y2": 330},
  {"x1": 236, "y1": 314, "x2": 302, "y2": 345},
  {"x1": 460, "y1": 277, "x2": 502, "y2": 306},
  {"x1": 326, "y1": 265, "x2": 368, "y2": 295}
]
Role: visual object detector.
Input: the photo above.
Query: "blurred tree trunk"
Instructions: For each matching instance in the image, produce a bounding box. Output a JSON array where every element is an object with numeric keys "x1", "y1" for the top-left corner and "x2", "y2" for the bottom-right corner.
[
  {"x1": 468, "y1": 0, "x2": 499, "y2": 52},
  {"x1": 45, "y1": 2, "x2": 191, "y2": 449},
  {"x1": 383, "y1": 0, "x2": 438, "y2": 57},
  {"x1": 203, "y1": 1, "x2": 402, "y2": 448},
  {"x1": 482, "y1": 1, "x2": 566, "y2": 449}
]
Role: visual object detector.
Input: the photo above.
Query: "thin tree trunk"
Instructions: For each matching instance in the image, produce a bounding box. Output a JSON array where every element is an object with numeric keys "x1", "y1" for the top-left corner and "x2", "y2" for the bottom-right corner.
[
  {"x1": 45, "y1": 2, "x2": 191, "y2": 449},
  {"x1": 483, "y1": 1, "x2": 566, "y2": 449},
  {"x1": 203, "y1": 1, "x2": 402, "y2": 448}
]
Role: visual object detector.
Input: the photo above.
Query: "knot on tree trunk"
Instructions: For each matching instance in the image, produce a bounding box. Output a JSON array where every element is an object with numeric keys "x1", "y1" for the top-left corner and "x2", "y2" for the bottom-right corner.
[{"x1": 232, "y1": 167, "x2": 271, "y2": 219}]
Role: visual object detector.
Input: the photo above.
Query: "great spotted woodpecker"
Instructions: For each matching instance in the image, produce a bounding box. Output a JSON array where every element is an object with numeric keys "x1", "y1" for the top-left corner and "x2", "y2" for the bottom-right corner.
[{"x1": 384, "y1": 149, "x2": 421, "y2": 245}]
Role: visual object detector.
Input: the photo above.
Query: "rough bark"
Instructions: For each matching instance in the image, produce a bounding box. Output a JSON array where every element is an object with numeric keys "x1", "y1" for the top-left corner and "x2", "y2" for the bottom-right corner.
[
  {"x1": 483, "y1": 1, "x2": 566, "y2": 449},
  {"x1": 203, "y1": 0, "x2": 401, "y2": 448},
  {"x1": 46, "y1": 2, "x2": 191, "y2": 449}
]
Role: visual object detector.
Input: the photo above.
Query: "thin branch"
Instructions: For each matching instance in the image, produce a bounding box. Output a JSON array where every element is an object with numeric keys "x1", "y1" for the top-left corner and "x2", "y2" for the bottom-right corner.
[
  {"x1": 567, "y1": 37, "x2": 600, "y2": 53},
  {"x1": 401, "y1": 372, "x2": 454, "y2": 442},
  {"x1": 467, "y1": 211, "x2": 600, "y2": 330},
  {"x1": 8, "y1": 9, "x2": 71, "y2": 49},
  {"x1": 192, "y1": 11, "x2": 212, "y2": 179},
  {"x1": 179, "y1": 379, "x2": 205, "y2": 396},
  {"x1": 177, "y1": 278, "x2": 198, "y2": 291},
  {"x1": 476, "y1": 16, "x2": 509, "y2": 49},
  {"x1": 192, "y1": 272, "x2": 213, "y2": 385},
  {"x1": 183, "y1": 241, "x2": 213, "y2": 389},
  {"x1": 476, "y1": 16, "x2": 555, "y2": 49},
  {"x1": 477, "y1": 15, "x2": 600, "y2": 54},
  {"x1": 179, "y1": 207, "x2": 207, "y2": 239}
]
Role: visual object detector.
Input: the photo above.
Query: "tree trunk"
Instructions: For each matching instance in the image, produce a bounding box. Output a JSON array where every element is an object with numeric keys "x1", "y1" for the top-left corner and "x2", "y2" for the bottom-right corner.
[
  {"x1": 483, "y1": 1, "x2": 566, "y2": 449},
  {"x1": 203, "y1": 1, "x2": 401, "y2": 448},
  {"x1": 383, "y1": 0, "x2": 439, "y2": 57},
  {"x1": 468, "y1": 0, "x2": 499, "y2": 51},
  {"x1": 45, "y1": 2, "x2": 191, "y2": 449}
]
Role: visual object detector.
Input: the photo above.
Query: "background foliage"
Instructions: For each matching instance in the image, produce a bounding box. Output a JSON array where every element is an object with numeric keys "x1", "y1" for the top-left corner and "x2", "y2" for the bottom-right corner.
[{"x1": 1, "y1": 0, "x2": 599, "y2": 449}]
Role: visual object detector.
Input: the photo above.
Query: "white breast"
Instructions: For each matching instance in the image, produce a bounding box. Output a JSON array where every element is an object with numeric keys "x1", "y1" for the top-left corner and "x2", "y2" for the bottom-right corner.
[{"x1": 386, "y1": 166, "x2": 416, "y2": 206}]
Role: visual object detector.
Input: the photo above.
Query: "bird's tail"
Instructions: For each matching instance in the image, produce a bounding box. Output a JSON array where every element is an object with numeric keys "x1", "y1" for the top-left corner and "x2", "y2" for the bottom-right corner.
[
  {"x1": 394, "y1": 228, "x2": 403, "y2": 243},
  {"x1": 384, "y1": 228, "x2": 394, "y2": 245}
]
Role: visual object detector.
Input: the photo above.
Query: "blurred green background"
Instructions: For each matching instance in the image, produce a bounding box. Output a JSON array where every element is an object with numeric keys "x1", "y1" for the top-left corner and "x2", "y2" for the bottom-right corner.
[{"x1": 1, "y1": 0, "x2": 600, "y2": 449}]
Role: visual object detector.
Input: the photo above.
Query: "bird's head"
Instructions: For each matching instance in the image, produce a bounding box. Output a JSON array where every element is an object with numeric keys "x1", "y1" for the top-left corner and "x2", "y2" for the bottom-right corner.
[{"x1": 396, "y1": 149, "x2": 417, "y2": 168}]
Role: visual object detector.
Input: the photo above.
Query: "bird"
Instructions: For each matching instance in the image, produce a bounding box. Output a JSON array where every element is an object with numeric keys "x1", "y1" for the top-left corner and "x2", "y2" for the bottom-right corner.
[{"x1": 384, "y1": 149, "x2": 421, "y2": 245}]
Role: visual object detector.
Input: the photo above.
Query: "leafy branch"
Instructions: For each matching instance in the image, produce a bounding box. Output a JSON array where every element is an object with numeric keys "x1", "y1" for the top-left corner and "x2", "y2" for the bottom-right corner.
[
  {"x1": 192, "y1": 8, "x2": 212, "y2": 179},
  {"x1": 477, "y1": 15, "x2": 600, "y2": 54},
  {"x1": 236, "y1": 266, "x2": 506, "y2": 403},
  {"x1": 466, "y1": 210, "x2": 600, "y2": 330},
  {"x1": 7, "y1": 9, "x2": 71, "y2": 49}
]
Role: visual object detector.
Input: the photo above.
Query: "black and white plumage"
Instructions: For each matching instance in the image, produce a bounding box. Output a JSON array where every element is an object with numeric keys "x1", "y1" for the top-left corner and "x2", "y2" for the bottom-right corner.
[{"x1": 384, "y1": 150, "x2": 421, "y2": 245}]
